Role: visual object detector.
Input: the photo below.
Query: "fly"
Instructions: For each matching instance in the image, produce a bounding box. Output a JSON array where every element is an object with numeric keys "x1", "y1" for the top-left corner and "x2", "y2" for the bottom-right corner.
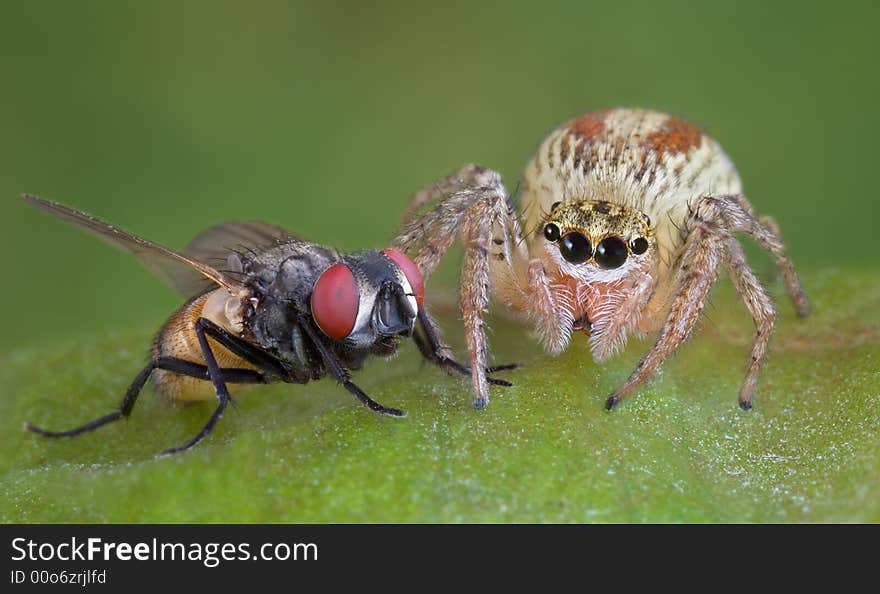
[{"x1": 21, "y1": 195, "x2": 516, "y2": 456}]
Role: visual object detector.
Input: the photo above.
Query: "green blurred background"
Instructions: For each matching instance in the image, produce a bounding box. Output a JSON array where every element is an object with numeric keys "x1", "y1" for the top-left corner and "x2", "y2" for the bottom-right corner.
[{"x1": 1, "y1": 0, "x2": 877, "y2": 352}]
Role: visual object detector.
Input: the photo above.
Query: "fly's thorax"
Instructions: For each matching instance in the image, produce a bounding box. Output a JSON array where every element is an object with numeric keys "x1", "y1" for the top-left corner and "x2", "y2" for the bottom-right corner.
[
  {"x1": 240, "y1": 240, "x2": 340, "y2": 358},
  {"x1": 243, "y1": 240, "x2": 339, "y2": 300}
]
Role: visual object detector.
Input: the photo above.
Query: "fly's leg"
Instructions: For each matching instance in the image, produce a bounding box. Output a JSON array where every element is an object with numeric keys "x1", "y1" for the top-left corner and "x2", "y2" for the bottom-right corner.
[
  {"x1": 26, "y1": 363, "x2": 157, "y2": 439},
  {"x1": 605, "y1": 202, "x2": 725, "y2": 409},
  {"x1": 155, "y1": 358, "x2": 269, "y2": 384},
  {"x1": 158, "y1": 318, "x2": 247, "y2": 456},
  {"x1": 27, "y1": 318, "x2": 294, "y2": 453},
  {"x1": 25, "y1": 358, "x2": 265, "y2": 440},
  {"x1": 297, "y1": 316, "x2": 406, "y2": 417},
  {"x1": 157, "y1": 317, "x2": 314, "y2": 455},
  {"x1": 394, "y1": 164, "x2": 531, "y2": 408},
  {"x1": 193, "y1": 318, "x2": 294, "y2": 381},
  {"x1": 413, "y1": 309, "x2": 519, "y2": 387}
]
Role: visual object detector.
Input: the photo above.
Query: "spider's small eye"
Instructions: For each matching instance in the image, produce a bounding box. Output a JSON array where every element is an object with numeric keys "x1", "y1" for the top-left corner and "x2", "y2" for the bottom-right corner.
[
  {"x1": 641, "y1": 213, "x2": 651, "y2": 227},
  {"x1": 630, "y1": 236, "x2": 649, "y2": 255},
  {"x1": 544, "y1": 223, "x2": 561, "y2": 242},
  {"x1": 559, "y1": 232, "x2": 592, "y2": 264},
  {"x1": 550, "y1": 201, "x2": 561, "y2": 212},
  {"x1": 595, "y1": 236, "x2": 628, "y2": 269}
]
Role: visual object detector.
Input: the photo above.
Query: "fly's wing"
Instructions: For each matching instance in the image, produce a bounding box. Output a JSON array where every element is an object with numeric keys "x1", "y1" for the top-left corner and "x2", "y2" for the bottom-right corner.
[
  {"x1": 22, "y1": 194, "x2": 245, "y2": 295},
  {"x1": 177, "y1": 220, "x2": 301, "y2": 295}
]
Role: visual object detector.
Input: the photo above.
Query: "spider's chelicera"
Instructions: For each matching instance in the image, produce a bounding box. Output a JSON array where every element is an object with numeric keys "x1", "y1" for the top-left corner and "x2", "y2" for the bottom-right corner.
[{"x1": 394, "y1": 108, "x2": 810, "y2": 411}]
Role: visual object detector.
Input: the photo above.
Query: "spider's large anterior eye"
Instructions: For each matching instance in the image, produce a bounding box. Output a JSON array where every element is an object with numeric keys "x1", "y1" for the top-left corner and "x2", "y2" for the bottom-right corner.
[
  {"x1": 544, "y1": 223, "x2": 561, "y2": 242},
  {"x1": 630, "y1": 236, "x2": 649, "y2": 255},
  {"x1": 559, "y1": 232, "x2": 592, "y2": 264},
  {"x1": 311, "y1": 263, "x2": 360, "y2": 339},
  {"x1": 595, "y1": 236, "x2": 628, "y2": 269}
]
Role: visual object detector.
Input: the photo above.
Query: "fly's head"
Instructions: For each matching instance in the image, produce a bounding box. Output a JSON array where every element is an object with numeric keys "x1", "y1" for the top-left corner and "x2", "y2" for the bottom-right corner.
[
  {"x1": 538, "y1": 199, "x2": 655, "y2": 285},
  {"x1": 310, "y1": 249, "x2": 424, "y2": 352}
]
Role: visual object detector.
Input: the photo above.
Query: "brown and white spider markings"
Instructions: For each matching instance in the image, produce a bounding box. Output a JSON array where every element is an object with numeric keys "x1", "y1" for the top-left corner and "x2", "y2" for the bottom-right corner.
[{"x1": 393, "y1": 108, "x2": 810, "y2": 411}]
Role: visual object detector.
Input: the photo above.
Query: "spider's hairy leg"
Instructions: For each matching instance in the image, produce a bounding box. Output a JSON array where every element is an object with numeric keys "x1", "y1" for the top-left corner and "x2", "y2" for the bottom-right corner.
[
  {"x1": 718, "y1": 194, "x2": 810, "y2": 317},
  {"x1": 400, "y1": 163, "x2": 499, "y2": 227},
  {"x1": 723, "y1": 236, "x2": 776, "y2": 409},
  {"x1": 605, "y1": 205, "x2": 724, "y2": 409},
  {"x1": 394, "y1": 164, "x2": 512, "y2": 279},
  {"x1": 412, "y1": 309, "x2": 517, "y2": 387},
  {"x1": 393, "y1": 164, "x2": 529, "y2": 408}
]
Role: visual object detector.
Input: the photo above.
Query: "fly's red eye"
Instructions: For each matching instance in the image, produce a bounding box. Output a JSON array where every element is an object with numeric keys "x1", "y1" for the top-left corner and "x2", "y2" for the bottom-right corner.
[
  {"x1": 381, "y1": 249, "x2": 424, "y2": 307},
  {"x1": 311, "y1": 263, "x2": 359, "y2": 339}
]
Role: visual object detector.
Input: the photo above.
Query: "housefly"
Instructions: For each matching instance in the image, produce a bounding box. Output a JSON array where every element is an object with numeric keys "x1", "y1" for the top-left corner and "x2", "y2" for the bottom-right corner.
[{"x1": 21, "y1": 195, "x2": 516, "y2": 456}]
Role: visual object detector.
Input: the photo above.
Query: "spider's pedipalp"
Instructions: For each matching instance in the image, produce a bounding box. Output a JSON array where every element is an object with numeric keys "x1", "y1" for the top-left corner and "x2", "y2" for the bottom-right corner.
[{"x1": 587, "y1": 270, "x2": 653, "y2": 361}]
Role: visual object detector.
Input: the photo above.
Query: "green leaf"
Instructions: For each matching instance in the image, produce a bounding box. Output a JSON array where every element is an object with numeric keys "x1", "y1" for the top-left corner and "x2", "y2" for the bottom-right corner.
[{"x1": 1, "y1": 269, "x2": 878, "y2": 522}]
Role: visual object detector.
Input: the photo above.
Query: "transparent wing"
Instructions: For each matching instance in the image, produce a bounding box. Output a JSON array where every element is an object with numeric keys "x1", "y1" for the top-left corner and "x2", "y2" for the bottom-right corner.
[
  {"x1": 177, "y1": 220, "x2": 301, "y2": 295},
  {"x1": 183, "y1": 220, "x2": 297, "y2": 264},
  {"x1": 22, "y1": 194, "x2": 244, "y2": 295}
]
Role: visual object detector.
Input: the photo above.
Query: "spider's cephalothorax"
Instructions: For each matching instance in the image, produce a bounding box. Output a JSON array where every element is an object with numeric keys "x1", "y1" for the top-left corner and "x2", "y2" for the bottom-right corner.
[
  {"x1": 394, "y1": 107, "x2": 810, "y2": 410},
  {"x1": 536, "y1": 199, "x2": 656, "y2": 359}
]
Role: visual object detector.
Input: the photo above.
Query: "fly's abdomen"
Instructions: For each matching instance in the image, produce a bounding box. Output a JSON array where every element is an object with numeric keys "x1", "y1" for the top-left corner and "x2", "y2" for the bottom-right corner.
[{"x1": 151, "y1": 290, "x2": 257, "y2": 401}]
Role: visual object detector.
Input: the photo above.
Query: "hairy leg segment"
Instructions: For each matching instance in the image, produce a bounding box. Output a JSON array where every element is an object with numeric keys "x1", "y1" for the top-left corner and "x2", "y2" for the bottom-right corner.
[
  {"x1": 394, "y1": 165, "x2": 528, "y2": 408},
  {"x1": 606, "y1": 194, "x2": 810, "y2": 410}
]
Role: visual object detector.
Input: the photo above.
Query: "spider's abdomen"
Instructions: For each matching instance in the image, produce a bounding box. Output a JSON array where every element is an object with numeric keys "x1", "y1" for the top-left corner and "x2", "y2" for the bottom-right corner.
[{"x1": 521, "y1": 108, "x2": 742, "y2": 269}]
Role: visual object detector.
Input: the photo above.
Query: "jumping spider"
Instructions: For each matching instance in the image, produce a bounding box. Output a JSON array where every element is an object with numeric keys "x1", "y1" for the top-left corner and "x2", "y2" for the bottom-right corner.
[{"x1": 394, "y1": 108, "x2": 810, "y2": 411}]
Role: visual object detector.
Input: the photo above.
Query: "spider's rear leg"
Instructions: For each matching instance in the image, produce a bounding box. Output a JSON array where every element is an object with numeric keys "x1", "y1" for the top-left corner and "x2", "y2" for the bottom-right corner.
[
  {"x1": 723, "y1": 237, "x2": 776, "y2": 409},
  {"x1": 718, "y1": 194, "x2": 810, "y2": 317},
  {"x1": 394, "y1": 164, "x2": 527, "y2": 408}
]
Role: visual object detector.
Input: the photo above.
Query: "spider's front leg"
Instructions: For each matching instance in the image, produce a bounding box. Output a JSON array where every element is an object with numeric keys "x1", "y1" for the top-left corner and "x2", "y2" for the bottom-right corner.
[
  {"x1": 606, "y1": 194, "x2": 803, "y2": 410},
  {"x1": 394, "y1": 164, "x2": 530, "y2": 408},
  {"x1": 412, "y1": 309, "x2": 518, "y2": 387},
  {"x1": 605, "y1": 199, "x2": 726, "y2": 410}
]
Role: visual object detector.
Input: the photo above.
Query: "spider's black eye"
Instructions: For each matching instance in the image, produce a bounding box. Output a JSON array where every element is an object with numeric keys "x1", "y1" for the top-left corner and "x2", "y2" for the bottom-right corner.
[
  {"x1": 544, "y1": 223, "x2": 561, "y2": 242},
  {"x1": 630, "y1": 236, "x2": 649, "y2": 255},
  {"x1": 595, "y1": 236, "x2": 628, "y2": 269},
  {"x1": 559, "y1": 232, "x2": 592, "y2": 264}
]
